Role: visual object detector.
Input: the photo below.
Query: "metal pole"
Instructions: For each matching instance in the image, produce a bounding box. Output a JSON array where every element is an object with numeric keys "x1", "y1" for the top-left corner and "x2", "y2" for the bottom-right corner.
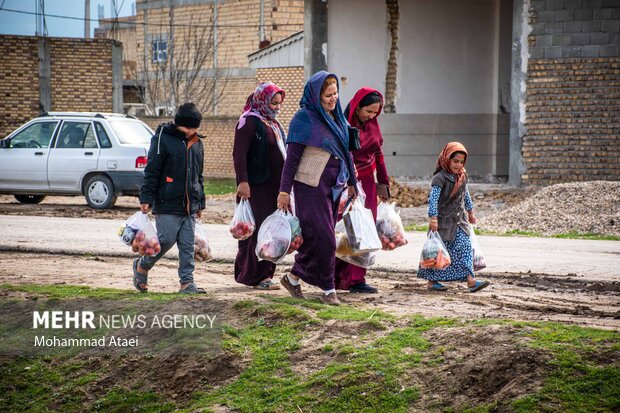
[
  {"x1": 259, "y1": 0, "x2": 265, "y2": 42},
  {"x1": 84, "y1": 0, "x2": 90, "y2": 38},
  {"x1": 213, "y1": 0, "x2": 218, "y2": 115}
]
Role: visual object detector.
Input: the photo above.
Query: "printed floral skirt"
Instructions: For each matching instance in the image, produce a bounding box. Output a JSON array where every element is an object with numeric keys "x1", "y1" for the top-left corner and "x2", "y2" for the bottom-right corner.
[{"x1": 417, "y1": 227, "x2": 474, "y2": 282}]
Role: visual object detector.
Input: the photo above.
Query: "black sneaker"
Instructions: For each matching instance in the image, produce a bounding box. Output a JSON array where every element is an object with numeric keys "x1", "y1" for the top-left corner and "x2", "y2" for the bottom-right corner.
[{"x1": 349, "y1": 282, "x2": 378, "y2": 294}]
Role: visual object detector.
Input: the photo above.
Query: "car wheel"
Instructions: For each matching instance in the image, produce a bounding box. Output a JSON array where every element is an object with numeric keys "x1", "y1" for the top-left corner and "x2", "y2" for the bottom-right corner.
[
  {"x1": 14, "y1": 194, "x2": 46, "y2": 204},
  {"x1": 85, "y1": 175, "x2": 117, "y2": 209}
]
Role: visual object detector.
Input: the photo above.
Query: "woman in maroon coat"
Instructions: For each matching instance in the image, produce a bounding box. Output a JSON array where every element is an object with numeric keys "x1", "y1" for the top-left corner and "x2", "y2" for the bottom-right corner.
[
  {"x1": 232, "y1": 82, "x2": 286, "y2": 290},
  {"x1": 335, "y1": 87, "x2": 390, "y2": 293}
]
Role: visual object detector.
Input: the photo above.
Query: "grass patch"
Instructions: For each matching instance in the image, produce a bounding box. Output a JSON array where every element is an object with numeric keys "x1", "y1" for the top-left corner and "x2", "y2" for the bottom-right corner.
[
  {"x1": 193, "y1": 318, "x2": 432, "y2": 412},
  {"x1": 269, "y1": 296, "x2": 395, "y2": 322},
  {"x1": 511, "y1": 322, "x2": 620, "y2": 412},
  {"x1": 0, "y1": 357, "x2": 102, "y2": 412},
  {"x1": 204, "y1": 178, "x2": 236, "y2": 196},
  {"x1": 0, "y1": 284, "x2": 188, "y2": 301},
  {"x1": 467, "y1": 228, "x2": 619, "y2": 240},
  {"x1": 92, "y1": 387, "x2": 176, "y2": 412},
  {"x1": 552, "y1": 231, "x2": 620, "y2": 241},
  {"x1": 404, "y1": 224, "x2": 428, "y2": 232},
  {"x1": 2, "y1": 285, "x2": 619, "y2": 412}
]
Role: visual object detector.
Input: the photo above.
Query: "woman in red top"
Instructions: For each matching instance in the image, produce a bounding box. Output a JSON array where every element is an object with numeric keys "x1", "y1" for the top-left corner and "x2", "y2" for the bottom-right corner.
[{"x1": 335, "y1": 87, "x2": 390, "y2": 293}]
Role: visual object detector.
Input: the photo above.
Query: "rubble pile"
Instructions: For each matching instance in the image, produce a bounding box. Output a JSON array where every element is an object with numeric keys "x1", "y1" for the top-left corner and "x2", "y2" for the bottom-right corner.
[
  {"x1": 478, "y1": 181, "x2": 620, "y2": 237},
  {"x1": 390, "y1": 177, "x2": 429, "y2": 208}
]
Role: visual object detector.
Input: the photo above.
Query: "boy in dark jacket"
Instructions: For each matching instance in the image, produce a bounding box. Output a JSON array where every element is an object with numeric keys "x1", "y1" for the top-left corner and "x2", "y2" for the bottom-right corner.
[{"x1": 132, "y1": 102, "x2": 207, "y2": 293}]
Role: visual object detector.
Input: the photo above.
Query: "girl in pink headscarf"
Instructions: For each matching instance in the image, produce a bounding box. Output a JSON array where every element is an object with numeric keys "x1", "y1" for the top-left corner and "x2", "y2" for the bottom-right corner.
[{"x1": 232, "y1": 82, "x2": 286, "y2": 290}]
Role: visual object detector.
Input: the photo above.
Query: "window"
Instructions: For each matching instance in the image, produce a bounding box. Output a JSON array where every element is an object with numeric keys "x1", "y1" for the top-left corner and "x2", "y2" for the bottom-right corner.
[
  {"x1": 10, "y1": 121, "x2": 58, "y2": 148},
  {"x1": 56, "y1": 122, "x2": 98, "y2": 149},
  {"x1": 83, "y1": 125, "x2": 98, "y2": 148},
  {"x1": 108, "y1": 119, "x2": 153, "y2": 145},
  {"x1": 94, "y1": 122, "x2": 112, "y2": 148},
  {"x1": 152, "y1": 39, "x2": 167, "y2": 63}
]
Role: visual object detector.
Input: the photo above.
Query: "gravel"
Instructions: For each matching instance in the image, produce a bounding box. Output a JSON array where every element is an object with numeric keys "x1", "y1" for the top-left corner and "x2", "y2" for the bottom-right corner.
[{"x1": 478, "y1": 181, "x2": 620, "y2": 237}]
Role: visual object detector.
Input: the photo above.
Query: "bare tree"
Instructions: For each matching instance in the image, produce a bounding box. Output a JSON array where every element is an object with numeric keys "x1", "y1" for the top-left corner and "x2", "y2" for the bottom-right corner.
[{"x1": 133, "y1": 2, "x2": 229, "y2": 116}]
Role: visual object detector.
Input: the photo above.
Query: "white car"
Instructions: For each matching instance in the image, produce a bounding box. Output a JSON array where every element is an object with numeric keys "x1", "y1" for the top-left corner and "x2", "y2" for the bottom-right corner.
[{"x1": 0, "y1": 112, "x2": 154, "y2": 209}]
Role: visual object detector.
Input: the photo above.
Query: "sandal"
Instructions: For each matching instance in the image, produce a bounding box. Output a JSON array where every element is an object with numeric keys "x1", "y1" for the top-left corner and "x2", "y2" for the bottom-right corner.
[
  {"x1": 427, "y1": 282, "x2": 448, "y2": 291},
  {"x1": 132, "y1": 258, "x2": 148, "y2": 292},
  {"x1": 179, "y1": 282, "x2": 207, "y2": 294},
  {"x1": 253, "y1": 280, "x2": 281, "y2": 290},
  {"x1": 468, "y1": 280, "x2": 490, "y2": 293}
]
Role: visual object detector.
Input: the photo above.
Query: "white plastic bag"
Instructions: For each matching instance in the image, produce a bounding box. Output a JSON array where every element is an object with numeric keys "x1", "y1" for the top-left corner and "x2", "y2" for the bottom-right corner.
[
  {"x1": 118, "y1": 211, "x2": 141, "y2": 245},
  {"x1": 338, "y1": 182, "x2": 366, "y2": 215},
  {"x1": 342, "y1": 200, "x2": 381, "y2": 254},
  {"x1": 194, "y1": 222, "x2": 212, "y2": 263},
  {"x1": 335, "y1": 219, "x2": 363, "y2": 257},
  {"x1": 419, "y1": 231, "x2": 451, "y2": 270},
  {"x1": 469, "y1": 224, "x2": 486, "y2": 271},
  {"x1": 336, "y1": 250, "x2": 376, "y2": 269},
  {"x1": 229, "y1": 199, "x2": 256, "y2": 240},
  {"x1": 335, "y1": 218, "x2": 377, "y2": 268},
  {"x1": 376, "y1": 202, "x2": 408, "y2": 250},
  {"x1": 255, "y1": 210, "x2": 291, "y2": 263},
  {"x1": 285, "y1": 213, "x2": 304, "y2": 254},
  {"x1": 118, "y1": 211, "x2": 161, "y2": 257}
]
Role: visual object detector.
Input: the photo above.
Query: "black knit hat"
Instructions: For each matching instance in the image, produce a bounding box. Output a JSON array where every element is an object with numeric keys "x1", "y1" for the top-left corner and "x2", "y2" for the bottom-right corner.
[{"x1": 174, "y1": 102, "x2": 202, "y2": 128}]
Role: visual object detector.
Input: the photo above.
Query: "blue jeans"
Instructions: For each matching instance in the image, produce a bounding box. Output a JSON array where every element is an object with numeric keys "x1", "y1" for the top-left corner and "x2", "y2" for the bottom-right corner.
[{"x1": 139, "y1": 214, "x2": 196, "y2": 285}]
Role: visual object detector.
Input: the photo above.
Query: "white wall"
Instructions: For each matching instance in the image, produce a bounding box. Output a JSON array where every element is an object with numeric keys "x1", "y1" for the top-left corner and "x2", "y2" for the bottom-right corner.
[
  {"x1": 325, "y1": 0, "x2": 511, "y2": 179},
  {"x1": 327, "y1": 0, "x2": 389, "y2": 107},
  {"x1": 328, "y1": 0, "x2": 501, "y2": 114},
  {"x1": 398, "y1": 0, "x2": 500, "y2": 114}
]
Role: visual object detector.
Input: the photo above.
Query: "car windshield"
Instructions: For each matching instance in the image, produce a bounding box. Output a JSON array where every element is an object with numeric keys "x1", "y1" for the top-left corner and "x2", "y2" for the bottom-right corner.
[{"x1": 108, "y1": 119, "x2": 153, "y2": 145}]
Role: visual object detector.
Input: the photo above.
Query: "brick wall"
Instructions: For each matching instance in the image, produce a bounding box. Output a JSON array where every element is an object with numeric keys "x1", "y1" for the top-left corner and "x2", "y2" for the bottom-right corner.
[
  {"x1": 140, "y1": 115, "x2": 238, "y2": 178},
  {"x1": 0, "y1": 35, "x2": 117, "y2": 139},
  {"x1": 133, "y1": 0, "x2": 304, "y2": 117},
  {"x1": 0, "y1": 36, "x2": 40, "y2": 138},
  {"x1": 524, "y1": 0, "x2": 620, "y2": 184},
  {"x1": 215, "y1": 77, "x2": 260, "y2": 117},
  {"x1": 139, "y1": 66, "x2": 304, "y2": 178},
  {"x1": 49, "y1": 38, "x2": 115, "y2": 112},
  {"x1": 257, "y1": 66, "x2": 304, "y2": 131}
]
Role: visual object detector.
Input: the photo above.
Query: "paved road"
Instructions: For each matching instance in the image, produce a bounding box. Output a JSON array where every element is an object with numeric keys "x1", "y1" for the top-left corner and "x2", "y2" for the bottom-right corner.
[{"x1": 1, "y1": 215, "x2": 619, "y2": 279}]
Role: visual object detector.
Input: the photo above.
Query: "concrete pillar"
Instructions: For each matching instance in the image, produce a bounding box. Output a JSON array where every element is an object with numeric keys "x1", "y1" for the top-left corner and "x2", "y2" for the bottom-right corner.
[
  {"x1": 112, "y1": 41, "x2": 123, "y2": 113},
  {"x1": 304, "y1": 0, "x2": 327, "y2": 80},
  {"x1": 37, "y1": 37, "x2": 51, "y2": 113},
  {"x1": 509, "y1": 0, "x2": 529, "y2": 186}
]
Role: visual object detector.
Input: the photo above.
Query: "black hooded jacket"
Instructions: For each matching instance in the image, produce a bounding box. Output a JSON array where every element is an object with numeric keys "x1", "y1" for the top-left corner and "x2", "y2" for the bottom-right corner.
[{"x1": 139, "y1": 123, "x2": 206, "y2": 215}]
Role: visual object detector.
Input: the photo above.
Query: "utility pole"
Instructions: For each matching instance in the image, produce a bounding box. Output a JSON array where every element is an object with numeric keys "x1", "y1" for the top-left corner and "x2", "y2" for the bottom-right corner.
[
  {"x1": 35, "y1": 0, "x2": 47, "y2": 37},
  {"x1": 84, "y1": 0, "x2": 90, "y2": 38}
]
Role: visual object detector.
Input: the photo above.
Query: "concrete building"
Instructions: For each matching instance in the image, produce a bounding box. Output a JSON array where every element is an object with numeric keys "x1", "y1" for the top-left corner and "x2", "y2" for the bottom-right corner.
[{"x1": 306, "y1": 0, "x2": 620, "y2": 185}]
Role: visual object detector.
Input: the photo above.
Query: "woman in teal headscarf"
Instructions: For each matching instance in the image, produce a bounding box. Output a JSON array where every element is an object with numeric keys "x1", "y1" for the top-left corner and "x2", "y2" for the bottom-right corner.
[{"x1": 277, "y1": 71, "x2": 357, "y2": 306}]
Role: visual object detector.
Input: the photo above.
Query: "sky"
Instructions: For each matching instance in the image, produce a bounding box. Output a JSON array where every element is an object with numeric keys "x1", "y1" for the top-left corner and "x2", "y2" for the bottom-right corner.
[{"x1": 0, "y1": 0, "x2": 135, "y2": 38}]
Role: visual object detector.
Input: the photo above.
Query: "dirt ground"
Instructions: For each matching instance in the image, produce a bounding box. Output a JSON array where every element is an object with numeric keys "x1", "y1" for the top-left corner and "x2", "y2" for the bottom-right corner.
[{"x1": 0, "y1": 252, "x2": 617, "y2": 330}]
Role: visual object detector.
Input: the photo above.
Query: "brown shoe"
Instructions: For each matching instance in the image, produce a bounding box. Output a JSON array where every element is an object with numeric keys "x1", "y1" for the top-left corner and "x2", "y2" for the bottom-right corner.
[
  {"x1": 280, "y1": 274, "x2": 305, "y2": 299},
  {"x1": 320, "y1": 292, "x2": 341, "y2": 306}
]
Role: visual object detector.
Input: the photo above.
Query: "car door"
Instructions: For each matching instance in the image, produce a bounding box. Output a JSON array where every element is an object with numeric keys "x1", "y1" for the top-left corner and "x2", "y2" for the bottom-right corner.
[
  {"x1": 0, "y1": 121, "x2": 58, "y2": 191},
  {"x1": 47, "y1": 121, "x2": 101, "y2": 191}
]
